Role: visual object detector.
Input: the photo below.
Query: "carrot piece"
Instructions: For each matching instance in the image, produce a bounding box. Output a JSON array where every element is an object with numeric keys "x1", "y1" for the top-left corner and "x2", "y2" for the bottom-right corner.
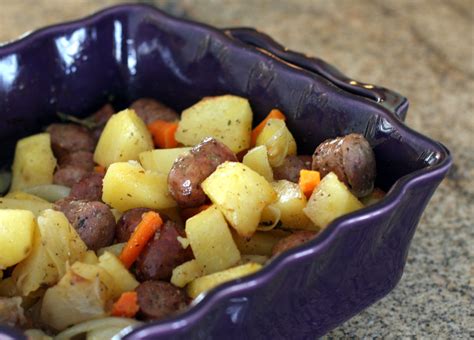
[
  {"x1": 111, "y1": 291, "x2": 139, "y2": 318},
  {"x1": 94, "y1": 165, "x2": 106, "y2": 175},
  {"x1": 147, "y1": 120, "x2": 179, "y2": 148},
  {"x1": 119, "y1": 211, "x2": 163, "y2": 268},
  {"x1": 299, "y1": 169, "x2": 321, "y2": 199},
  {"x1": 251, "y1": 109, "x2": 286, "y2": 146},
  {"x1": 180, "y1": 204, "x2": 211, "y2": 221}
]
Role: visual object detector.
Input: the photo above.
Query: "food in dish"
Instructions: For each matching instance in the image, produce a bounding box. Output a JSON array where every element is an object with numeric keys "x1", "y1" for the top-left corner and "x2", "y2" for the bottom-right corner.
[{"x1": 0, "y1": 94, "x2": 382, "y2": 337}]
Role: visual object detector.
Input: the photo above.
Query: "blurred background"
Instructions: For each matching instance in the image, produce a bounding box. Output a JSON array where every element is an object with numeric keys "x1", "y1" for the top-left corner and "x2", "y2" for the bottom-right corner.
[{"x1": 1, "y1": 0, "x2": 472, "y2": 338}]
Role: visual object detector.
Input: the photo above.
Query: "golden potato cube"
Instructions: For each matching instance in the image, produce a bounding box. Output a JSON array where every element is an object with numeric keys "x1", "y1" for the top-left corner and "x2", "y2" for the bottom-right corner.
[
  {"x1": 139, "y1": 147, "x2": 191, "y2": 175},
  {"x1": 0, "y1": 210, "x2": 35, "y2": 269},
  {"x1": 5, "y1": 192, "x2": 48, "y2": 202},
  {"x1": 171, "y1": 259, "x2": 204, "y2": 288},
  {"x1": 202, "y1": 162, "x2": 277, "y2": 237},
  {"x1": 242, "y1": 145, "x2": 274, "y2": 182},
  {"x1": 102, "y1": 161, "x2": 176, "y2": 212},
  {"x1": 175, "y1": 95, "x2": 252, "y2": 153},
  {"x1": 185, "y1": 206, "x2": 240, "y2": 274},
  {"x1": 187, "y1": 263, "x2": 262, "y2": 299},
  {"x1": 94, "y1": 109, "x2": 153, "y2": 167},
  {"x1": 10, "y1": 133, "x2": 57, "y2": 191},
  {"x1": 303, "y1": 172, "x2": 364, "y2": 228},
  {"x1": 255, "y1": 119, "x2": 297, "y2": 167},
  {"x1": 98, "y1": 251, "x2": 139, "y2": 298},
  {"x1": 272, "y1": 180, "x2": 317, "y2": 230}
]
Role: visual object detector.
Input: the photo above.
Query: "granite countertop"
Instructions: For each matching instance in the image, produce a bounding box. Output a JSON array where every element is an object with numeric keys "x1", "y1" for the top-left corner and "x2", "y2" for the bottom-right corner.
[{"x1": 1, "y1": 0, "x2": 472, "y2": 338}]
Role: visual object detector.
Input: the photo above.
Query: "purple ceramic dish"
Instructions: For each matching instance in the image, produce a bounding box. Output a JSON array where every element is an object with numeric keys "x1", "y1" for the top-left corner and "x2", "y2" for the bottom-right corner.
[{"x1": 0, "y1": 4, "x2": 451, "y2": 339}]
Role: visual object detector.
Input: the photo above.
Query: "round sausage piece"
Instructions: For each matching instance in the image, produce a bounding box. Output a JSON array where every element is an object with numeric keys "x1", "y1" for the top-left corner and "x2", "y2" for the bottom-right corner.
[
  {"x1": 115, "y1": 208, "x2": 158, "y2": 243},
  {"x1": 273, "y1": 155, "x2": 311, "y2": 183},
  {"x1": 46, "y1": 124, "x2": 95, "y2": 159},
  {"x1": 89, "y1": 104, "x2": 115, "y2": 142},
  {"x1": 136, "y1": 281, "x2": 187, "y2": 321},
  {"x1": 272, "y1": 230, "x2": 318, "y2": 256},
  {"x1": 58, "y1": 151, "x2": 94, "y2": 171},
  {"x1": 130, "y1": 98, "x2": 179, "y2": 124},
  {"x1": 168, "y1": 137, "x2": 237, "y2": 208},
  {"x1": 135, "y1": 220, "x2": 193, "y2": 281},
  {"x1": 311, "y1": 133, "x2": 376, "y2": 197},
  {"x1": 53, "y1": 166, "x2": 89, "y2": 187},
  {"x1": 69, "y1": 173, "x2": 104, "y2": 202},
  {"x1": 54, "y1": 199, "x2": 116, "y2": 250}
]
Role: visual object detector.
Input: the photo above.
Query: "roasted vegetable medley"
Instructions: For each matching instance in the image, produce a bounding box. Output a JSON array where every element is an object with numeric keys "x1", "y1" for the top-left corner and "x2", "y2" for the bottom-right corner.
[{"x1": 0, "y1": 95, "x2": 383, "y2": 338}]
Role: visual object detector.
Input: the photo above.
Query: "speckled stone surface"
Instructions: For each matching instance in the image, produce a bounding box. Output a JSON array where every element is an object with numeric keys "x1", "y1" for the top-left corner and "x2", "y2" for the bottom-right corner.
[{"x1": 1, "y1": 0, "x2": 472, "y2": 338}]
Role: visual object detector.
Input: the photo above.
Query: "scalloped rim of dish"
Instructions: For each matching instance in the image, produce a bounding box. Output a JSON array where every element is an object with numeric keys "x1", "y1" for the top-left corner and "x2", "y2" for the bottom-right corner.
[{"x1": 0, "y1": 3, "x2": 452, "y2": 337}]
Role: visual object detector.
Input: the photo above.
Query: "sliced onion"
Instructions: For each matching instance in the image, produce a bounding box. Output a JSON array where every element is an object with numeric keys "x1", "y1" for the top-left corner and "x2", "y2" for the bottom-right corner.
[
  {"x1": 24, "y1": 185, "x2": 70, "y2": 202},
  {"x1": 54, "y1": 317, "x2": 142, "y2": 340},
  {"x1": 257, "y1": 204, "x2": 281, "y2": 231}
]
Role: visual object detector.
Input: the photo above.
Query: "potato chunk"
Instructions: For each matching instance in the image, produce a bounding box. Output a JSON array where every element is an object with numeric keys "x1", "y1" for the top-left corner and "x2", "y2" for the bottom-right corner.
[
  {"x1": 171, "y1": 260, "x2": 204, "y2": 288},
  {"x1": 255, "y1": 119, "x2": 296, "y2": 167},
  {"x1": 303, "y1": 172, "x2": 364, "y2": 228},
  {"x1": 0, "y1": 210, "x2": 35, "y2": 269},
  {"x1": 271, "y1": 180, "x2": 316, "y2": 230},
  {"x1": 102, "y1": 161, "x2": 176, "y2": 212},
  {"x1": 139, "y1": 147, "x2": 191, "y2": 175},
  {"x1": 175, "y1": 95, "x2": 252, "y2": 153},
  {"x1": 242, "y1": 145, "x2": 273, "y2": 182},
  {"x1": 187, "y1": 263, "x2": 262, "y2": 299},
  {"x1": 94, "y1": 109, "x2": 153, "y2": 167},
  {"x1": 185, "y1": 206, "x2": 240, "y2": 274},
  {"x1": 11, "y1": 133, "x2": 57, "y2": 191},
  {"x1": 98, "y1": 251, "x2": 139, "y2": 299},
  {"x1": 202, "y1": 162, "x2": 276, "y2": 237}
]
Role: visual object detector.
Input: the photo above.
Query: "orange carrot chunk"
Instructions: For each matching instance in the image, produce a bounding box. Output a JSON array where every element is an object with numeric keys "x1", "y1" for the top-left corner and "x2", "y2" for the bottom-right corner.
[
  {"x1": 119, "y1": 211, "x2": 163, "y2": 268},
  {"x1": 299, "y1": 169, "x2": 321, "y2": 199},
  {"x1": 111, "y1": 291, "x2": 139, "y2": 318},
  {"x1": 94, "y1": 165, "x2": 106, "y2": 175},
  {"x1": 251, "y1": 109, "x2": 286, "y2": 146},
  {"x1": 147, "y1": 120, "x2": 179, "y2": 148}
]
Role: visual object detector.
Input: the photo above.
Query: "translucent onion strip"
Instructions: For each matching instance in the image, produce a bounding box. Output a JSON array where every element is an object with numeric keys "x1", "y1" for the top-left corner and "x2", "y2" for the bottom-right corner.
[
  {"x1": 257, "y1": 204, "x2": 281, "y2": 231},
  {"x1": 54, "y1": 317, "x2": 143, "y2": 340},
  {"x1": 24, "y1": 184, "x2": 70, "y2": 202}
]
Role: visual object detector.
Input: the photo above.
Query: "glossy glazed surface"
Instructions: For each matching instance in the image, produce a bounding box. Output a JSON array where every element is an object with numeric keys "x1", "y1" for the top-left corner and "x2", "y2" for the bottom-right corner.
[{"x1": 0, "y1": 4, "x2": 451, "y2": 339}]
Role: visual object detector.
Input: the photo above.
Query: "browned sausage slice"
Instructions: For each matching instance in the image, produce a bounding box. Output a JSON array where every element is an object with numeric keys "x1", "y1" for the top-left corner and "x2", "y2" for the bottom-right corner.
[
  {"x1": 130, "y1": 98, "x2": 179, "y2": 124},
  {"x1": 273, "y1": 155, "x2": 311, "y2": 183},
  {"x1": 135, "y1": 220, "x2": 193, "y2": 281},
  {"x1": 115, "y1": 208, "x2": 158, "y2": 243},
  {"x1": 136, "y1": 281, "x2": 187, "y2": 321},
  {"x1": 54, "y1": 199, "x2": 116, "y2": 250},
  {"x1": 69, "y1": 173, "x2": 104, "y2": 201},
  {"x1": 53, "y1": 166, "x2": 89, "y2": 187},
  {"x1": 272, "y1": 230, "x2": 318, "y2": 256},
  {"x1": 46, "y1": 124, "x2": 95, "y2": 159},
  {"x1": 58, "y1": 151, "x2": 94, "y2": 171},
  {"x1": 311, "y1": 133, "x2": 376, "y2": 197},
  {"x1": 168, "y1": 137, "x2": 237, "y2": 208}
]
